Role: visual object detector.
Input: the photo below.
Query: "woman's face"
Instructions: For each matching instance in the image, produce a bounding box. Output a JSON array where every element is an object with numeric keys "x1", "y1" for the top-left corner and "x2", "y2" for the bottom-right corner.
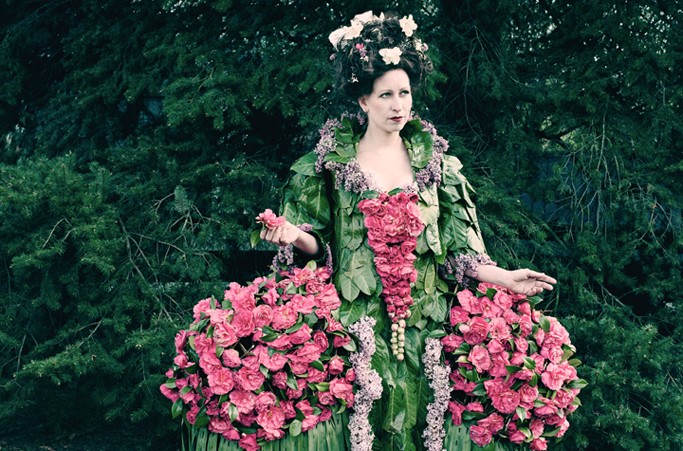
[{"x1": 358, "y1": 69, "x2": 412, "y2": 136}]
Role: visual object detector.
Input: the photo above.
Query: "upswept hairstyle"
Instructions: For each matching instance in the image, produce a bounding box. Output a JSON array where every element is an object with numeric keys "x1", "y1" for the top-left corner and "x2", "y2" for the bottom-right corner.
[{"x1": 329, "y1": 11, "x2": 433, "y2": 99}]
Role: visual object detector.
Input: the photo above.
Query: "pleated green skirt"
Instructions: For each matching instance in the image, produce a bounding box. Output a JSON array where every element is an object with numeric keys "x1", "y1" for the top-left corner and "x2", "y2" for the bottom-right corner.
[{"x1": 183, "y1": 413, "x2": 517, "y2": 451}]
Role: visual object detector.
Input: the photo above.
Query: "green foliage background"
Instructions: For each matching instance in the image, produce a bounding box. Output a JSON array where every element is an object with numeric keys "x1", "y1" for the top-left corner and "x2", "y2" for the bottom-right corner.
[{"x1": 1, "y1": 0, "x2": 681, "y2": 449}]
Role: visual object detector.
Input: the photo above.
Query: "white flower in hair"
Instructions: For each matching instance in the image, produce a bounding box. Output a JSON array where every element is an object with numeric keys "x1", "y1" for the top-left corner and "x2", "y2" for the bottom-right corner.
[
  {"x1": 352, "y1": 10, "x2": 376, "y2": 25},
  {"x1": 400, "y1": 14, "x2": 418, "y2": 37},
  {"x1": 329, "y1": 26, "x2": 349, "y2": 48},
  {"x1": 379, "y1": 47, "x2": 402, "y2": 65}
]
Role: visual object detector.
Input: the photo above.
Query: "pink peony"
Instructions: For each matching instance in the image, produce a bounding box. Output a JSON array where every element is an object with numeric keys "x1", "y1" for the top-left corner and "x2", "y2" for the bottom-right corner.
[
  {"x1": 448, "y1": 401, "x2": 466, "y2": 425},
  {"x1": 192, "y1": 298, "x2": 213, "y2": 321},
  {"x1": 450, "y1": 306, "x2": 470, "y2": 325}
]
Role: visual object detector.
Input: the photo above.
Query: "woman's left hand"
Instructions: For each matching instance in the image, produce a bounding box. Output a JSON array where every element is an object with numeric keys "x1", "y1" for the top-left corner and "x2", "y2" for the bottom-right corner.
[{"x1": 505, "y1": 269, "x2": 557, "y2": 296}]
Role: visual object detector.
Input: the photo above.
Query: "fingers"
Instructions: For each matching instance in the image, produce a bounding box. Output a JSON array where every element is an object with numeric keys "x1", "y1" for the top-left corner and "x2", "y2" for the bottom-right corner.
[
  {"x1": 526, "y1": 270, "x2": 557, "y2": 285},
  {"x1": 260, "y1": 223, "x2": 297, "y2": 246}
]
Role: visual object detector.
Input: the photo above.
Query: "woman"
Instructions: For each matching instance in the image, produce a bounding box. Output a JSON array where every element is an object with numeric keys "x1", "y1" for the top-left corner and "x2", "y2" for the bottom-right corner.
[{"x1": 259, "y1": 11, "x2": 556, "y2": 450}]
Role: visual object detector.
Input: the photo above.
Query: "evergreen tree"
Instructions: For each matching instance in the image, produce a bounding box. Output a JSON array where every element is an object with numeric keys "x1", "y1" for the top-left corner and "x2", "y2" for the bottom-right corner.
[{"x1": 0, "y1": 0, "x2": 681, "y2": 449}]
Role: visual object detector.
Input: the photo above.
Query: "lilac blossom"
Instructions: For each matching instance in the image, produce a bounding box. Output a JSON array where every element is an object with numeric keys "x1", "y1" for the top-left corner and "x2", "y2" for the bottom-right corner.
[
  {"x1": 348, "y1": 316, "x2": 383, "y2": 451},
  {"x1": 422, "y1": 338, "x2": 451, "y2": 451}
]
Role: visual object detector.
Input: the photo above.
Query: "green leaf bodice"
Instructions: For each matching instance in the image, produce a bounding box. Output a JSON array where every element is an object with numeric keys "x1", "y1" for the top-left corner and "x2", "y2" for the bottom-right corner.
[{"x1": 279, "y1": 116, "x2": 492, "y2": 450}]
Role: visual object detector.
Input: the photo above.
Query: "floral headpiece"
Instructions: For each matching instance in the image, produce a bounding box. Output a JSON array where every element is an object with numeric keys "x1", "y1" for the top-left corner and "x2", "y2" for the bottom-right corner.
[{"x1": 329, "y1": 11, "x2": 429, "y2": 82}]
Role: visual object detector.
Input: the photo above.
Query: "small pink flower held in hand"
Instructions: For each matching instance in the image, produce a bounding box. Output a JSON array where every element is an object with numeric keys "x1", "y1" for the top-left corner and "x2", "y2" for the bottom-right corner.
[{"x1": 256, "y1": 209, "x2": 285, "y2": 229}]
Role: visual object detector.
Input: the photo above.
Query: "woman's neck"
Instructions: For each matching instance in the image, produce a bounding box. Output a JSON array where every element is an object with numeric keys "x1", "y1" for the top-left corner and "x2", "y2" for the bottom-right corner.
[{"x1": 358, "y1": 128, "x2": 403, "y2": 154}]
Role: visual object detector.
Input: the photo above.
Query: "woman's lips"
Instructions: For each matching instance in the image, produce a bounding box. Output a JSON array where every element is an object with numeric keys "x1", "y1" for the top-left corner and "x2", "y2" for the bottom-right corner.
[{"x1": 390, "y1": 116, "x2": 403, "y2": 122}]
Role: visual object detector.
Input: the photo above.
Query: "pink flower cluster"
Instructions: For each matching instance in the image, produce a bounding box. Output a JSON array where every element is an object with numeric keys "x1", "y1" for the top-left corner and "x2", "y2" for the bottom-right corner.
[
  {"x1": 358, "y1": 192, "x2": 424, "y2": 321},
  {"x1": 442, "y1": 283, "x2": 586, "y2": 450},
  {"x1": 160, "y1": 264, "x2": 355, "y2": 451},
  {"x1": 255, "y1": 209, "x2": 285, "y2": 229},
  {"x1": 358, "y1": 192, "x2": 425, "y2": 360}
]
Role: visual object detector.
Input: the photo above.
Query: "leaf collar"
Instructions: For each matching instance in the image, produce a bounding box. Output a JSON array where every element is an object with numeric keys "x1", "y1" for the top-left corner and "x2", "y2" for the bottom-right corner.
[{"x1": 314, "y1": 113, "x2": 448, "y2": 194}]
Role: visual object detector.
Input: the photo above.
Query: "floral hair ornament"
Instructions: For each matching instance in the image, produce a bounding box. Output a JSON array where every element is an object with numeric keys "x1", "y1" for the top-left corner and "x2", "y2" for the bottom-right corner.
[
  {"x1": 379, "y1": 47, "x2": 402, "y2": 65},
  {"x1": 328, "y1": 11, "x2": 383, "y2": 49}
]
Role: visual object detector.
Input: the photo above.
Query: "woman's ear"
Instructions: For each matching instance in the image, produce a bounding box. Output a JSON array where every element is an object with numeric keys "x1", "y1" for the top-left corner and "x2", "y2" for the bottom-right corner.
[{"x1": 358, "y1": 96, "x2": 368, "y2": 112}]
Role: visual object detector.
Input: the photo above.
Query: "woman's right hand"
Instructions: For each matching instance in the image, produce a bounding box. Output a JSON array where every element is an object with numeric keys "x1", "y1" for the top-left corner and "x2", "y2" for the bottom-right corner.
[{"x1": 259, "y1": 221, "x2": 302, "y2": 247}]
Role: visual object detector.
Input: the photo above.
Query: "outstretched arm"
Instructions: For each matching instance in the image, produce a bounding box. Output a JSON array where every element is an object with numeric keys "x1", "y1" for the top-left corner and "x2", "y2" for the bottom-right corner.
[{"x1": 468, "y1": 264, "x2": 556, "y2": 296}]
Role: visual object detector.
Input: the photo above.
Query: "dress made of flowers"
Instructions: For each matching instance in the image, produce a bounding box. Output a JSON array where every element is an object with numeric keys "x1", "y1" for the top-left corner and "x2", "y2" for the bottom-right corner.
[
  {"x1": 162, "y1": 115, "x2": 584, "y2": 450},
  {"x1": 277, "y1": 114, "x2": 500, "y2": 450}
]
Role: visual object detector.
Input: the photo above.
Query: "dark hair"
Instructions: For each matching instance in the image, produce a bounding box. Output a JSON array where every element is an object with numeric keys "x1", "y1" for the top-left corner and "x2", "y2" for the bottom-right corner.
[{"x1": 331, "y1": 13, "x2": 433, "y2": 99}]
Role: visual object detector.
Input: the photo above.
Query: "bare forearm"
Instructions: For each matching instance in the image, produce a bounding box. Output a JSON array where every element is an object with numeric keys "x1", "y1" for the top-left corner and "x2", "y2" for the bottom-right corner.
[{"x1": 292, "y1": 230, "x2": 320, "y2": 256}]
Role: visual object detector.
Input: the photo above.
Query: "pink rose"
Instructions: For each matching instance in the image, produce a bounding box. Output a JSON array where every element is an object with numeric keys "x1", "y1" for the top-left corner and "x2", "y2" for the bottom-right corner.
[
  {"x1": 230, "y1": 310, "x2": 255, "y2": 338},
  {"x1": 281, "y1": 400, "x2": 296, "y2": 419},
  {"x1": 469, "y1": 425, "x2": 493, "y2": 446},
  {"x1": 229, "y1": 389, "x2": 256, "y2": 415},
  {"x1": 441, "y1": 334, "x2": 464, "y2": 353},
  {"x1": 271, "y1": 371, "x2": 288, "y2": 389},
  {"x1": 489, "y1": 317, "x2": 512, "y2": 340},
  {"x1": 235, "y1": 367, "x2": 265, "y2": 391},
  {"x1": 260, "y1": 351, "x2": 288, "y2": 372},
  {"x1": 225, "y1": 283, "x2": 258, "y2": 312},
  {"x1": 448, "y1": 401, "x2": 466, "y2": 425},
  {"x1": 333, "y1": 334, "x2": 351, "y2": 348},
  {"x1": 328, "y1": 356, "x2": 345, "y2": 375},
  {"x1": 312, "y1": 331, "x2": 329, "y2": 352},
  {"x1": 185, "y1": 404, "x2": 200, "y2": 425},
  {"x1": 541, "y1": 345, "x2": 564, "y2": 364},
  {"x1": 271, "y1": 304, "x2": 298, "y2": 331},
  {"x1": 480, "y1": 298, "x2": 502, "y2": 318},
  {"x1": 531, "y1": 438, "x2": 548, "y2": 451},
  {"x1": 329, "y1": 378, "x2": 354, "y2": 405},
  {"x1": 469, "y1": 345, "x2": 492, "y2": 373},
  {"x1": 207, "y1": 367, "x2": 235, "y2": 395},
  {"x1": 456, "y1": 289, "x2": 483, "y2": 314},
  {"x1": 485, "y1": 381, "x2": 520, "y2": 414},
  {"x1": 253, "y1": 304, "x2": 273, "y2": 327},
  {"x1": 541, "y1": 362, "x2": 573, "y2": 391},
  {"x1": 477, "y1": 413, "x2": 504, "y2": 434},
  {"x1": 266, "y1": 334, "x2": 292, "y2": 351},
  {"x1": 221, "y1": 348, "x2": 242, "y2": 368},
  {"x1": 460, "y1": 316, "x2": 490, "y2": 345},
  {"x1": 318, "y1": 391, "x2": 337, "y2": 406},
  {"x1": 554, "y1": 388, "x2": 576, "y2": 409},
  {"x1": 291, "y1": 342, "x2": 321, "y2": 364},
  {"x1": 256, "y1": 208, "x2": 285, "y2": 229},
  {"x1": 256, "y1": 404, "x2": 286, "y2": 432},
  {"x1": 288, "y1": 323, "x2": 312, "y2": 345},
  {"x1": 213, "y1": 322, "x2": 238, "y2": 348},
  {"x1": 289, "y1": 294, "x2": 316, "y2": 314},
  {"x1": 198, "y1": 352, "x2": 222, "y2": 375},
  {"x1": 302, "y1": 413, "x2": 320, "y2": 432},
  {"x1": 192, "y1": 298, "x2": 213, "y2": 321},
  {"x1": 507, "y1": 422, "x2": 526, "y2": 444},
  {"x1": 534, "y1": 397, "x2": 559, "y2": 417},
  {"x1": 159, "y1": 384, "x2": 179, "y2": 402},
  {"x1": 518, "y1": 383, "x2": 539, "y2": 407},
  {"x1": 318, "y1": 407, "x2": 332, "y2": 423},
  {"x1": 493, "y1": 289, "x2": 514, "y2": 310},
  {"x1": 450, "y1": 306, "x2": 470, "y2": 325},
  {"x1": 315, "y1": 284, "x2": 341, "y2": 312},
  {"x1": 238, "y1": 434, "x2": 260, "y2": 451},
  {"x1": 254, "y1": 392, "x2": 277, "y2": 412},
  {"x1": 306, "y1": 367, "x2": 328, "y2": 384}
]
